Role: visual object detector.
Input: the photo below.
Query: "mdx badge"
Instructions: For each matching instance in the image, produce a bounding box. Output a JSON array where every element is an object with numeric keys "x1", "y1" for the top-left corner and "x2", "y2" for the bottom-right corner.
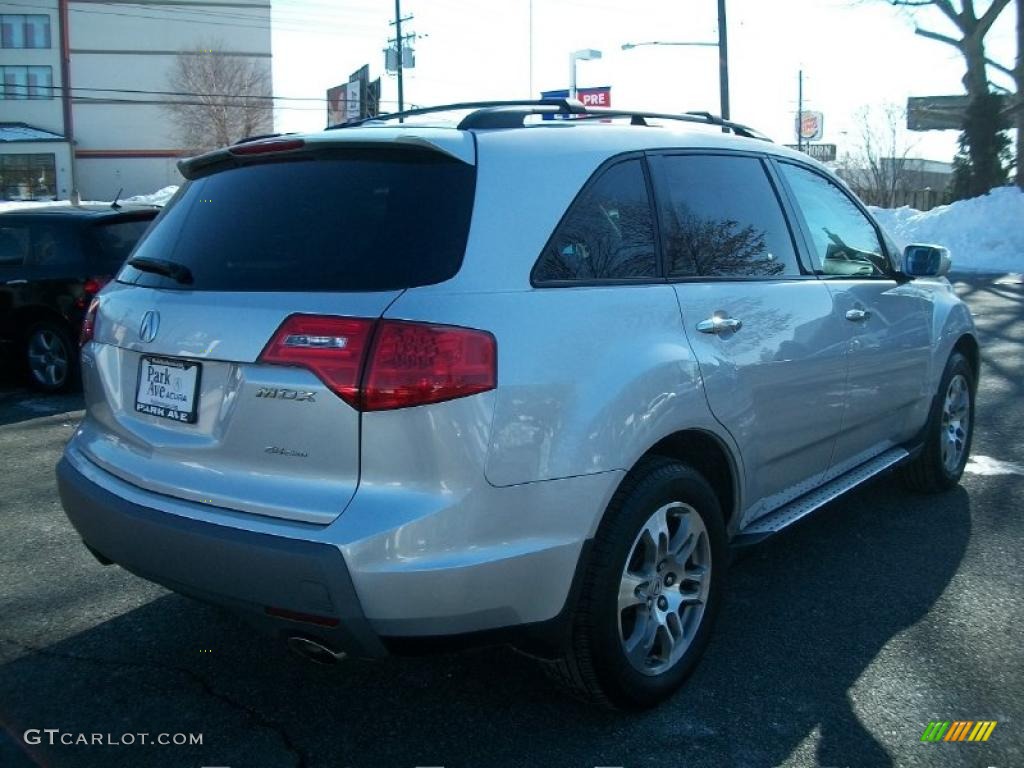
[{"x1": 256, "y1": 387, "x2": 316, "y2": 402}]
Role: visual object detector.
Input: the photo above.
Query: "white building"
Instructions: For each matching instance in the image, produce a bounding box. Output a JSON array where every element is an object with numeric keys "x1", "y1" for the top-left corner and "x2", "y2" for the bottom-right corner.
[{"x1": 1, "y1": 0, "x2": 271, "y2": 201}]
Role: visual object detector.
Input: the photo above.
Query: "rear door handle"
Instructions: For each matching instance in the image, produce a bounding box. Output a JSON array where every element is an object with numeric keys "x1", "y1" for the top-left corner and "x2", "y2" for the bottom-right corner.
[
  {"x1": 696, "y1": 315, "x2": 743, "y2": 335},
  {"x1": 4, "y1": 279, "x2": 27, "y2": 286},
  {"x1": 845, "y1": 308, "x2": 870, "y2": 322}
]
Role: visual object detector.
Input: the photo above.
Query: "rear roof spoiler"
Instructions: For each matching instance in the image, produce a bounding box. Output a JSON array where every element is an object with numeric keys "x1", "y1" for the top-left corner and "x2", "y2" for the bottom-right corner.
[{"x1": 177, "y1": 130, "x2": 476, "y2": 179}]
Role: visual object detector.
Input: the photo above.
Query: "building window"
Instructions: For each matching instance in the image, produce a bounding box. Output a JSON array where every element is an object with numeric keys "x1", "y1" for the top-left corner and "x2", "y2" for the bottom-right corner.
[
  {"x1": 0, "y1": 154, "x2": 57, "y2": 201},
  {"x1": 0, "y1": 66, "x2": 54, "y2": 100},
  {"x1": 1, "y1": 15, "x2": 52, "y2": 49}
]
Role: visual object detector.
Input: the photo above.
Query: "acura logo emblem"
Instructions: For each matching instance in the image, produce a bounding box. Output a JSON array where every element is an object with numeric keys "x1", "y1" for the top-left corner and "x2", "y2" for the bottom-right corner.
[{"x1": 139, "y1": 310, "x2": 160, "y2": 343}]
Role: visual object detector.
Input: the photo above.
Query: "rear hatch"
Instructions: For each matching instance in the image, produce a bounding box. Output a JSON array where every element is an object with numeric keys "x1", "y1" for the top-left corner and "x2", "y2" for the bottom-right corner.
[{"x1": 77, "y1": 135, "x2": 476, "y2": 525}]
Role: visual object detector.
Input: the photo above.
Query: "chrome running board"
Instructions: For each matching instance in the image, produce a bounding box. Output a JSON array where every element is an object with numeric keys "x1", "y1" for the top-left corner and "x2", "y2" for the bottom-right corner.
[{"x1": 732, "y1": 447, "x2": 910, "y2": 546}]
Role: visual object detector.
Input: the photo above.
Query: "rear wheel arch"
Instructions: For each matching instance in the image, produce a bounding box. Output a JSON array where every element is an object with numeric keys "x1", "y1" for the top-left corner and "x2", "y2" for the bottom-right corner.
[{"x1": 628, "y1": 429, "x2": 740, "y2": 530}]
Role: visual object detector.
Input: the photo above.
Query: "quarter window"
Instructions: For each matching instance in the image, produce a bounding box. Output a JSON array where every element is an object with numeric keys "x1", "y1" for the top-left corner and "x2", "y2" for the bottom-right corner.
[
  {"x1": 779, "y1": 163, "x2": 890, "y2": 278},
  {"x1": 651, "y1": 154, "x2": 800, "y2": 278},
  {"x1": 0, "y1": 225, "x2": 28, "y2": 266},
  {"x1": 533, "y1": 158, "x2": 658, "y2": 283}
]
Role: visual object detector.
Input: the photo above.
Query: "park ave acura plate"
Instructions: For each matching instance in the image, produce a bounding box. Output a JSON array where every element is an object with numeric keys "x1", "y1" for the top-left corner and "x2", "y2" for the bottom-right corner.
[{"x1": 135, "y1": 356, "x2": 201, "y2": 424}]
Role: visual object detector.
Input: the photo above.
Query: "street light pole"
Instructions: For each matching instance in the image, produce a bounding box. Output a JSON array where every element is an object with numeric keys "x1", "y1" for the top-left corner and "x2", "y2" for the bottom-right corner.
[
  {"x1": 717, "y1": 0, "x2": 730, "y2": 121},
  {"x1": 569, "y1": 49, "x2": 602, "y2": 100}
]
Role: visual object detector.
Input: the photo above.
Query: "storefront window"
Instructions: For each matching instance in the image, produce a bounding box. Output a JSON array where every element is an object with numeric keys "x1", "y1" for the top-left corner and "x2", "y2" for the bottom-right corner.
[{"x1": 0, "y1": 154, "x2": 57, "y2": 201}]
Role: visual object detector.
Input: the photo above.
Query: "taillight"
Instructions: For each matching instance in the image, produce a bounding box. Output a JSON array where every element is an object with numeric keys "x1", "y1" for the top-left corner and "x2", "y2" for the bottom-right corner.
[
  {"x1": 80, "y1": 297, "x2": 100, "y2": 346},
  {"x1": 363, "y1": 320, "x2": 497, "y2": 411},
  {"x1": 76, "y1": 275, "x2": 110, "y2": 309},
  {"x1": 259, "y1": 315, "x2": 374, "y2": 407},
  {"x1": 258, "y1": 315, "x2": 497, "y2": 411}
]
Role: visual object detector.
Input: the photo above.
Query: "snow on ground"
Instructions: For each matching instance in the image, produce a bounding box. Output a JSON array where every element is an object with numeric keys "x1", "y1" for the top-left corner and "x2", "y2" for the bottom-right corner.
[
  {"x1": 0, "y1": 185, "x2": 178, "y2": 214},
  {"x1": 870, "y1": 186, "x2": 1024, "y2": 274}
]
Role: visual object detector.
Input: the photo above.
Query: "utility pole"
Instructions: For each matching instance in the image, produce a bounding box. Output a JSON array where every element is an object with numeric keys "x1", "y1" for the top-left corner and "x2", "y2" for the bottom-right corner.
[
  {"x1": 394, "y1": 0, "x2": 404, "y2": 115},
  {"x1": 717, "y1": 0, "x2": 730, "y2": 121},
  {"x1": 797, "y1": 69, "x2": 803, "y2": 152}
]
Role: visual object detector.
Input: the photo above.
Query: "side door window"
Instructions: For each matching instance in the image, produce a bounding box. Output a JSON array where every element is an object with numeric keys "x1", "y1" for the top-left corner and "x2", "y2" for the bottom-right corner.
[
  {"x1": 650, "y1": 153, "x2": 802, "y2": 279},
  {"x1": 778, "y1": 163, "x2": 891, "y2": 278},
  {"x1": 532, "y1": 158, "x2": 658, "y2": 283}
]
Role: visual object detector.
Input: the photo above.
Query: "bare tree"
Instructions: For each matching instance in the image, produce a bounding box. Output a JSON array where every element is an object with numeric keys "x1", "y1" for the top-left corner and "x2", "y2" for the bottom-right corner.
[
  {"x1": 164, "y1": 41, "x2": 273, "y2": 153},
  {"x1": 837, "y1": 104, "x2": 923, "y2": 206},
  {"x1": 883, "y1": 1, "x2": 1014, "y2": 186}
]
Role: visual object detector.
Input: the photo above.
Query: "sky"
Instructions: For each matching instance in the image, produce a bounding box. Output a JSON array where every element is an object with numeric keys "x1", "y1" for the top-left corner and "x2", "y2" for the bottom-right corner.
[{"x1": 270, "y1": 0, "x2": 1019, "y2": 163}]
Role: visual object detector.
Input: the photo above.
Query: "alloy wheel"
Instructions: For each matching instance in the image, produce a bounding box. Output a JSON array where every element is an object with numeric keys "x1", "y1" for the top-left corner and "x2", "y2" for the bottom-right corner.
[
  {"x1": 940, "y1": 373, "x2": 971, "y2": 473},
  {"x1": 27, "y1": 328, "x2": 69, "y2": 389},
  {"x1": 618, "y1": 501, "x2": 711, "y2": 676}
]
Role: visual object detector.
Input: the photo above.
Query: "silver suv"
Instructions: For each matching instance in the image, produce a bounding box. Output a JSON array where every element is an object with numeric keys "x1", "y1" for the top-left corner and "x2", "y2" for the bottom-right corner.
[{"x1": 57, "y1": 100, "x2": 978, "y2": 709}]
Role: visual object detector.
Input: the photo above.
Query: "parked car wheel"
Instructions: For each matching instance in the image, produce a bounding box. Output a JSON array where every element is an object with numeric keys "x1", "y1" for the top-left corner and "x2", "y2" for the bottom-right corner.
[
  {"x1": 25, "y1": 321, "x2": 77, "y2": 393},
  {"x1": 549, "y1": 456, "x2": 727, "y2": 709},
  {"x1": 901, "y1": 351, "x2": 975, "y2": 492}
]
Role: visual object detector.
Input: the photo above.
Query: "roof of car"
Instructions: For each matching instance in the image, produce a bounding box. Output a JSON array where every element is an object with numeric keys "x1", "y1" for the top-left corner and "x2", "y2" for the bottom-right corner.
[{"x1": 0, "y1": 204, "x2": 159, "y2": 220}]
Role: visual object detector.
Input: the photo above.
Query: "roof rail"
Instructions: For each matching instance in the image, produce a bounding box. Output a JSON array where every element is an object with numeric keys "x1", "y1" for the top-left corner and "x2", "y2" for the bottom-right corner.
[
  {"x1": 325, "y1": 99, "x2": 770, "y2": 141},
  {"x1": 565, "y1": 109, "x2": 771, "y2": 140},
  {"x1": 328, "y1": 99, "x2": 587, "y2": 130}
]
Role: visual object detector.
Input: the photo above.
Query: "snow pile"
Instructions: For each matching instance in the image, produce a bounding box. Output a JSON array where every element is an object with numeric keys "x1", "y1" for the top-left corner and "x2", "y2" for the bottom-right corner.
[
  {"x1": 870, "y1": 186, "x2": 1024, "y2": 273},
  {"x1": 122, "y1": 185, "x2": 178, "y2": 207},
  {"x1": 0, "y1": 185, "x2": 178, "y2": 214}
]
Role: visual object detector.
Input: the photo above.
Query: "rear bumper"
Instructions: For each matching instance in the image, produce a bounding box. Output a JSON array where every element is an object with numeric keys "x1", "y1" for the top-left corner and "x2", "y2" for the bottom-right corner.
[{"x1": 56, "y1": 456, "x2": 387, "y2": 658}]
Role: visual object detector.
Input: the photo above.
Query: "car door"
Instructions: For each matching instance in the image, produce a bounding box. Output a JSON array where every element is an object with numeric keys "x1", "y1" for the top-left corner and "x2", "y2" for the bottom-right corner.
[
  {"x1": 775, "y1": 161, "x2": 933, "y2": 475},
  {"x1": 649, "y1": 152, "x2": 850, "y2": 525}
]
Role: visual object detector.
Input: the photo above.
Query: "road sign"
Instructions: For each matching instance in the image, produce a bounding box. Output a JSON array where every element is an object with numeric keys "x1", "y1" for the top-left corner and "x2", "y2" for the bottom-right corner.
[
  {"x1": 796, "y1": 111, "x2": 824, "y2": 141},
  {"x1": 784, "y1": 143, "x2": 837, "y2": 162},
  {"x1": 907, "y1": 95, "x2": 969, "y2": 131},
  {"x1": 327, "y1": 66, "x2": 376, "y2": 126}
]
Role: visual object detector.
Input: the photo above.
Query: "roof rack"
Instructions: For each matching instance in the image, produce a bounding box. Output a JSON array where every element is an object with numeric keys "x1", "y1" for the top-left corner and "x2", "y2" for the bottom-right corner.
[{"x1": 327, "y1": 99, "x2": 770, "y2": 141}]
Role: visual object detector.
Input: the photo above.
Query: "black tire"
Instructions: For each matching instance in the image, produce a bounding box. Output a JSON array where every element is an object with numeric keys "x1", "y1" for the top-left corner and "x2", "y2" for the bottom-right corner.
[
  {"x1": 901, "y1": 351, "x2": 975, "y2": 493},
  {"x1": 549, "y1": 456, "x2": 727, "y2": 709},
  {"x1": 24, "y1": 320, "x2": 78, "y2": 393}
]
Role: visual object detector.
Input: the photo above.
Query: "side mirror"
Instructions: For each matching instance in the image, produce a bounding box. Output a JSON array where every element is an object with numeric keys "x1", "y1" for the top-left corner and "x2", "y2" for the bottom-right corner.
[{"x1": 902, "y1": 244, "x2": 951, "y2": 278}]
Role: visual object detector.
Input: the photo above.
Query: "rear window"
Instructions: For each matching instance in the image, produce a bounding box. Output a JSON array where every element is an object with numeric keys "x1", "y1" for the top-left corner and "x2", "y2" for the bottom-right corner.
[
  {"x1": 117, "y1": 148, "x2": 476, "y2": 292},
  {"x1": 91, "y1": 217, "x2": 153, "y2": 273}
]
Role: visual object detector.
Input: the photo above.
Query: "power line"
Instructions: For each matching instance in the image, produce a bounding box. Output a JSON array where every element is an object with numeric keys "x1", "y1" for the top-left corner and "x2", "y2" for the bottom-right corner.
[{"x1": 1, "y1": 82, "x2": 392, "y2": 104}]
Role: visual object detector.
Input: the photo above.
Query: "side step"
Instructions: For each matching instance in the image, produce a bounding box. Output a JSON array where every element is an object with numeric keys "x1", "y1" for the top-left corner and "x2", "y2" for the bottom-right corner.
[{"x1": 732, "y1": 447, "x2": 910, "y2": 546}]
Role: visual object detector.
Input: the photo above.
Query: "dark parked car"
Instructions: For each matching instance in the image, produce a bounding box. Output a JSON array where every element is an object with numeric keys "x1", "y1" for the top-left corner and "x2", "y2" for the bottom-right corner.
[{"x1": 0, "y1": 205, "x2": 158, "y2": 392}]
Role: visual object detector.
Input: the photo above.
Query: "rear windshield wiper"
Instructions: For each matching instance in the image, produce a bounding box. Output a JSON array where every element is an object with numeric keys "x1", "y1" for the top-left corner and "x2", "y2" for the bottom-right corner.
[{"x1": 127, "y1": 256, "x2": 194, "y2": 285}]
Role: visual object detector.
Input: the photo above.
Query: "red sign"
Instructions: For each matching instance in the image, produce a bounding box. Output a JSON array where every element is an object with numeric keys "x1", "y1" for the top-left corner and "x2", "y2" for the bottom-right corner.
[{"x1": 577, "y1": 87, "x2": 611, "y2": 108}]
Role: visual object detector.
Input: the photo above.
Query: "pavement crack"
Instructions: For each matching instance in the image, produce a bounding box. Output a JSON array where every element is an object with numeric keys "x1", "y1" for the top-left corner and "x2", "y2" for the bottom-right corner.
[{"x1": 0, "y1": 634, "x2": 307, "y2": 768}]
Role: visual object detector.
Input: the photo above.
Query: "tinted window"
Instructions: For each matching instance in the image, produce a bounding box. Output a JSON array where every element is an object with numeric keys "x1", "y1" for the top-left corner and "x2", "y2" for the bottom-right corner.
[
  {"x1": 0, "y1": 223, "x2": 28, "y2": 265},
  {"x1": 652, "y1": 154, "x2": 799, "y2": 278},
  {"x1": 28, "y1": 222, "x2": 79, "y2": 268},
  {"x1": 533, "y1": 159, "x2": 657, "y2": 283},
  {"x1": 119, "y1": 149, "x2": 476, "y2": 292},
  {"x1": 91, "y1": 218, "x2": 152, "y2": 273},
  {"x1": 779, "y1": 163, "x2": 889, "y2": 277}
]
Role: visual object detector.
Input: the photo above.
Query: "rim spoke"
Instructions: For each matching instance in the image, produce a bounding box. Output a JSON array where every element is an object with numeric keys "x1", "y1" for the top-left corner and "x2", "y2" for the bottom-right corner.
[
  {"x1": 619, "y1": 572, "x2": 647, "y2": 613},
  {"x1": 624, "y1": 613, "x2": 657, "y2": 668}
]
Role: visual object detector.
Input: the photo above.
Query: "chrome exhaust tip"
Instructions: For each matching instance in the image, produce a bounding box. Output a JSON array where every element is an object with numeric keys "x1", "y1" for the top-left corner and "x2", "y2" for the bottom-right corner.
[{"x1": 287, "y1": 635, "x2": 347, "y2": 665}]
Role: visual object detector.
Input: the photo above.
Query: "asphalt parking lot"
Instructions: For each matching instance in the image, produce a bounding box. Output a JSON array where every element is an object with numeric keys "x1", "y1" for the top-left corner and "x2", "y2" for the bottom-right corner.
[{"x1": 0, "y1": 276, "x2": 1021, "y2": 768}]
